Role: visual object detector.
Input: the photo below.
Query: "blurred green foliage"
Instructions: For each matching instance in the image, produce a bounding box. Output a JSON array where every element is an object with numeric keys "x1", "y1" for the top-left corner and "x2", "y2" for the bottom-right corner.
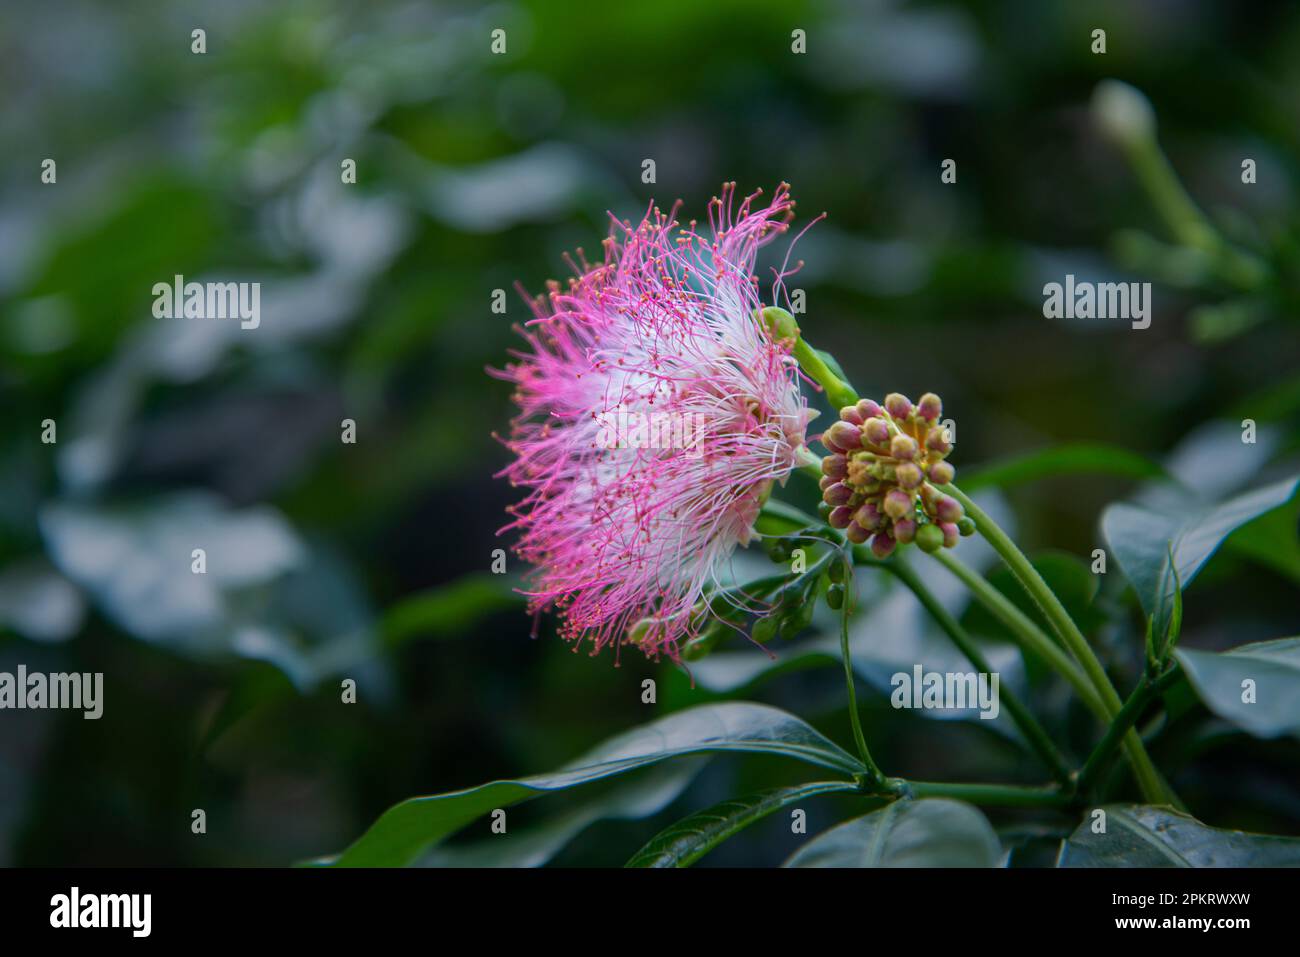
[{"x1": 1, "y1": 0, "x2": 1298, "y2": 866}]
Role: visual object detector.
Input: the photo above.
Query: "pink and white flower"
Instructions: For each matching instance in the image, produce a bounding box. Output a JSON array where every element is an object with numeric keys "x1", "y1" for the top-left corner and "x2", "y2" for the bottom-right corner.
[{"x1": 495, "y1": 183, "x2": 815, "y2": 660}]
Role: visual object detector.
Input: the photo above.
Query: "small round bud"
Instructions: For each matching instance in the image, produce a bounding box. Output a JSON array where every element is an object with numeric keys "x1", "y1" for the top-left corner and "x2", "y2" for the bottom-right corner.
[
  {"x1": 916, "y1": 522, "x2": 944, "y2": 554},
  {"x1": 890, "y1": 434, "x2": 918, "y2": 461},
  {"x1": 817, "y1": 501, "x2": 832, "y2": 520},
  {"x1": 828, "y1": 560, "x2": 846, "y2": 583},
  {"x1": 824, "y1": 482, "x2": 853, "y2": 507},
  {"x1": 1091, "y1": 79, "x2": 1155, "y2": 150},
  {"x1": 870, "y1": 532, "x2": 896, "y2": 559},
  {"x1": 894, "y1": 517, "x2": 917, "y2": 544},
  {"x1": 826, "y1": 582, "x2": 846, "y2": 610},
  {"x1": 845, "y1": 521, "x2": 870, "y2": 545},
  {"x1": 864, "y1": 417, "x2": 891, "y2": 446},
  {"x1": 826, "y1": 421, "x2": 863, "y2": 452},
  {"x1": 925, "y1": 428, "x2": 951, "y2": 455},
  {"x1": 752, "y1": 615, "x2": 780, "y2": 643},
  {"x1": 682, "y1": 623, "x2": 724, "y2": 660},
  {"x1": 856, "y1": 399, "x2": 884, "y2": 420},
  {"x1": 759, "y1": 305, "x2": 800, "y2": 342},
  {"x1": 828, "y1": 505, "x2": 854, "y2": 529},
  {"x1": 884, "y1": 393, "x2": 913, "y2": 420},
  {"x1": 895, "y1": 461, "x2": 923, "y2": 489},
  {"x1": 928, "y1": 461, "x2": 955, "y2": 485},
  {"x1": 935, "y1": 496, "x2": 963, "y2": 523},
  {"x1": 884, "y1": 488, "x2": 913, "y2": 520},
  {"x1": 917, "y1": 392, "x2": 942, "y2": 422},
  {"x1": 854, "y1": 501, "x2": 883, "y2": 529},
  {"x1": 839, "y1": 405, "x2": 864, "y2": 426},
  {"x1": 940, "y1": 522, "x2": 960, "y2": 549},
  {"x1": 819, "y1": 475, "x2": 834, "y2": 492},
  {"x1": 767, "y1": 539, "x2": 793, "y2": 564},
  {"x1": 957, "y1": 516, "x2": 976, "y2": 537},
  {"x1": 821, "y1": 453, "x2": 847, "y2": 480}
]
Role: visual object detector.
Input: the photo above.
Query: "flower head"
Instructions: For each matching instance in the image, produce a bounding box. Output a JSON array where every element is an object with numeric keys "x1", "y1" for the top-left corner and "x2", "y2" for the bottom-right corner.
[
  {"x1": 820, "y1": 392, "x2": 971, "y2": 555},
  {"x1": 495, "y1": 184, "x2": 814, "y2": 660}
]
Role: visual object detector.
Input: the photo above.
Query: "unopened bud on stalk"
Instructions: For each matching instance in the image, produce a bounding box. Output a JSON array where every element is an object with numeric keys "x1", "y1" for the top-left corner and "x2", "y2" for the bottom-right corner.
[
  {"x1": 826, "y1": 421, "x2": 863, "y2": 452},
  {"x1": 884, "y1": 393, "x2": 913, "y2": 420},
  {"x1": 759, "y1": 305, "x2": 801, "y2": 342},
  {"x1": 916, "y1": 522, "x2": 945, "y2": 554},
  {"x1": 864, "y1": 418, "x2": 891, "y2": 446}
]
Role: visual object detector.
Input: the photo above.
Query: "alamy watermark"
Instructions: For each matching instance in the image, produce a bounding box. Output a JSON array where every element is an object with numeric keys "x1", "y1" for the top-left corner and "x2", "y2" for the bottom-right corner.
[
  {"x1": 152, "y1": 274, "x2": 261, "y2": 329},
  {"x1": 0, "y1": 666, "x2": 103, "y2": 719},
  {"x1": 890, "y1": 665, "x2": 1000, "y2": 720},
  {"x1": 50, "y1": 887, "x2": 150, "y2": 937},
  {"x1": 1043, "y1": 274, "x2": 1151, "y2": 330},
  {"x1": 595, "y1": 408, "x2": 706, "y2": 456}
]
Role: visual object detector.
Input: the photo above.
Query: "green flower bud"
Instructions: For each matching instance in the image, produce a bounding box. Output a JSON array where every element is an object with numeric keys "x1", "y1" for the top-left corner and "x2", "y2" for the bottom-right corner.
[
  {"x1": 957, "y1": 516, "x2": 976, "y2": 537},
  {"x1": 826, "y1": 582, "x2": 846, "y2": 610},
  {"x1": 916, "y1": 522, "x2": 945, "y2": 554},
  {"x1": 752, "y1": 614, "x2": 780, "y2": 644},
  {"x1": 783, "y1": 594, "x2": 816, "y2": 636},
  {"x1": 759, "y1": 305, "x2": 801, "y2": 342}
]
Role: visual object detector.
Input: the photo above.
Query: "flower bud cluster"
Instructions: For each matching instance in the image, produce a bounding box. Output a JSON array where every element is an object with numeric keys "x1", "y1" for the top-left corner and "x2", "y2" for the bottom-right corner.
[{"x1": 818, "y1": 392, "x2": 973, "y2": 556}]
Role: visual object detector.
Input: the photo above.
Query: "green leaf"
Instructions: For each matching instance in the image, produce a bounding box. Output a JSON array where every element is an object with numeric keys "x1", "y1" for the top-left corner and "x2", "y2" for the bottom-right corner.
[
  {"x1": 961, "y1": 443, "x2": 1164, "y2": 491},
  {"x1": 421, "y1": 760, "x2": 705, "y2": 868},
  {"x1": 319, "y1": 702, "x2": 861, "y2": 866},
  {"x1": 1226, "y1": 498, "x2": 1300, "y2": 585},
  {"x1": 1058, "y1": 805, "x2": 1300, "y2": 866},
  {"x1": 1103, "y1": 475, "x2": 1300, "y2": 638},
  {"x1": 784, "y1": 799, "x2": 1002, "y2": 867},
  {"x1": 625, "y1": 781, "x2": 857, "y2": 868},
  {"x1": 1174, "y1": 638, "x2": 1300, "y2": 739},
  {"x1": 381, "y1": 573, "x2": 522, "y2": 647}
]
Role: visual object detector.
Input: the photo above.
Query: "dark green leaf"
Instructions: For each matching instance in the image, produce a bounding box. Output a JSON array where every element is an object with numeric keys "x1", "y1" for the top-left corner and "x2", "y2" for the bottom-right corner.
[
  {"x1": 1174, "y1": 638, "x2": 1300, "y2": 739},
  {"x1": 1058, "y1": 805, "x2": 1300, "y2": 866},
  {"x1": 625, "y1": 781, "x2": 857, "y2": 868},
  {"x1": 1226, "y1": 498, "x2": 1300, "y2": 585},
  {"x1": 1103, "y1": 476, "x2": 1299, "y2": 638},
  {"x1": 381, "y1": 573, "x2": 522, "y2": 647},
  {"x1": 784, "y1": 799, "x2": 1001, "y2": 867},
  {"x1": 961, "y1": 444, "x2": 1164, "y2": 491},
  {"x1": 421, "y1": 760, "x2": 705, "y2": 868},
  {"x1": 319, "y1": 702, "x2": 861, "y2": 866}
]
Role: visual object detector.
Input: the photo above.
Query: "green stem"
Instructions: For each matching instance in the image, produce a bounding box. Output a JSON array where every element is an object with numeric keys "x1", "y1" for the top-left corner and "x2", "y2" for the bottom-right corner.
[
  {"x1": 942, "y1": 484, "x2": 1179, "y2": 808},
  {"x1": 839, "y1": 555, "x2": 884, "y2": 786},
  {"x1": 1077, "y1": 665, "x2": 1183, "y2": 797},
  {"x1": 792, "y1": 338, "x2": 857, "y2": 411},
  {"x1": 858, "y1": 553, "x2": 1072, "y2": 785},
  {"x1": 931, "y1": 549, "x2": 1104, "y2": 719},
  {"x1": 1120, "y1": 136, "x2": 1219, "y2": 254},
  {"x1": 893, "y1": 779, "x2": 1076, "y2": 811}
]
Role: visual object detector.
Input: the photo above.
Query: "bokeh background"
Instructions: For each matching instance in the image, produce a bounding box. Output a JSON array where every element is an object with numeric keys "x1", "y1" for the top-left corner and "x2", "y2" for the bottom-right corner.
[{"x1": 2, "y1": 0, "x2": 1298, "y2": 866}]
